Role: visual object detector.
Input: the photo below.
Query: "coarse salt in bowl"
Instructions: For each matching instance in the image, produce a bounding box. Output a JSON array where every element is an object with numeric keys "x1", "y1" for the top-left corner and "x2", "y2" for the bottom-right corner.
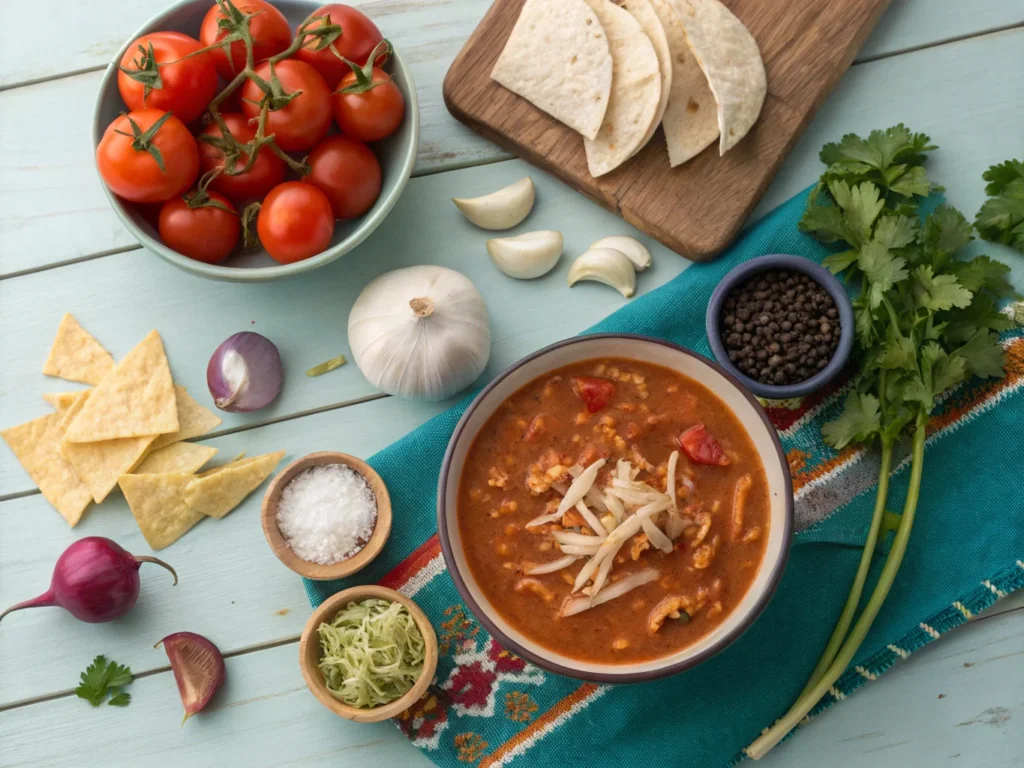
[
  {"x1": 277, "y1": 464, "x2": 378, "y2": 565},
  {"x1": 262, "y1": 452, "x2": 392, "y2": 580}
]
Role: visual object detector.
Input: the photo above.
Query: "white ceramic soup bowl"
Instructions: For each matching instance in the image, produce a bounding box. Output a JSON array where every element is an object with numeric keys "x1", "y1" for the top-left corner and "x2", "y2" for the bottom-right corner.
[{"x1": 437, "y1": 334, "x2": 793, "y2": 683}]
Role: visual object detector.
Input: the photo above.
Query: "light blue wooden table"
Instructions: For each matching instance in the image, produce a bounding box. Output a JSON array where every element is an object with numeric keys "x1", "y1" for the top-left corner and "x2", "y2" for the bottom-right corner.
[{"x1": 1, "y1": 1, "x2": 1022, "y2": 765}]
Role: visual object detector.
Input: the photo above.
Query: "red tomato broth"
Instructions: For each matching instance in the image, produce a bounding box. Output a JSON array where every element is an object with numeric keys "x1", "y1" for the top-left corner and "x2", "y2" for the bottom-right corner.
[{"x1": 456, "y1": 358, "x2": 770, "y2": 664}]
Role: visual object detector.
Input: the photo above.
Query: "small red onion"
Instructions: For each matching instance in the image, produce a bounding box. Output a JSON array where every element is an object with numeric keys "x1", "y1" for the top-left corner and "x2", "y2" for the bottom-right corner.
[
  {"x1": 207, "y1": 331, "x2": 283, "y2": 412},
  {"x1": 157, "y1": 632, "x2": 226, "y2": 722},
  {"x1": 0, "y1": 537, "x2": 177, "y2": 625}
]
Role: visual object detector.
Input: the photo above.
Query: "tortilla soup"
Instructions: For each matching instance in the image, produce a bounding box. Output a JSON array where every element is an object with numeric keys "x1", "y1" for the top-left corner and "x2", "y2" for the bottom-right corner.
[{"x1": 456, "y1": 357, "x2": 770, "y2": 664}]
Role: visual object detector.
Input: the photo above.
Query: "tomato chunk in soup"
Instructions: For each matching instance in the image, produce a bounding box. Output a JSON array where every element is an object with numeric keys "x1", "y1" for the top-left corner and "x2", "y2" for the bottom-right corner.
[{"x1": 457, "y1": 358, "x2": 770, "y2": 664}]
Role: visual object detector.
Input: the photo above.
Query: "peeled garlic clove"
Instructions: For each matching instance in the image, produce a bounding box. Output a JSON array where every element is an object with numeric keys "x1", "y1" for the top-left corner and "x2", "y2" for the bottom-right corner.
[
  {"x1": 589, "y1": 236, "x2": 652, "y2": 272},
  {"x1": 486, "y1": 230, "x2": 563, "y2": 279},
  {"x1": 567, "y1": 248, "x2": 637, "y2": 298},
  {"x1": 452, "y1": 177, "x2": 535, "y2": 230}
]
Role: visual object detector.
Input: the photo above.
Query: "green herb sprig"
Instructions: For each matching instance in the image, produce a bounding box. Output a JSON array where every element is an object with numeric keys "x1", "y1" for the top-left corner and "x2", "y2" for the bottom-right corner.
[
  {"x1": 747, "y1": 127, "x2": 1018, "y2": 759},
  {"x1": 75, "y1": 655, "x2": 133, "y2": 707},
  {"x1": 975, "y1": 159, "x2": 1024, "y2": 253}
]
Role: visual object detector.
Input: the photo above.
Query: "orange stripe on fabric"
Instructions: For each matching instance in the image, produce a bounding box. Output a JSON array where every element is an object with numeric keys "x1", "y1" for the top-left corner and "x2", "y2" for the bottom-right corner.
[
  {"x1": 478, "y1": 684, "x2": 600, "y2": 768},
  {"x1": 379, "y1": 534, "x2": 441, "y2": 590},
  {"x1": 790, "y1": 338, "x2": 1024, "y2": 492}
]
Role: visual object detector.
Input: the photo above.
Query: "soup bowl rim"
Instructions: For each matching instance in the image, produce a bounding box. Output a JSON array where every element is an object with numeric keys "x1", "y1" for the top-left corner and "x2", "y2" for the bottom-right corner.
[{"x1": 437, "y1": 333, "x2": 793, "y2": 683}]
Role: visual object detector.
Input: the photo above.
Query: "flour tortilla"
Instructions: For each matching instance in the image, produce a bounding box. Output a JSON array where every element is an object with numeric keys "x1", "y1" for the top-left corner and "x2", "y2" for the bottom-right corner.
[
  {"x1": 582, "y1": 0, "x2": 662, "y2": 177},
  {"x1": 620, "y1": 0, "x2": 672, "y2": 159},
  {"x1": 491, "y1": 0, "x2": 613, "y2": 141},
  {"x1": 668, "y1": 0, "x2": 766, "y2": 154},
  {"x1": 650, "y1": 0, "x2": 718, "y2": 165}
]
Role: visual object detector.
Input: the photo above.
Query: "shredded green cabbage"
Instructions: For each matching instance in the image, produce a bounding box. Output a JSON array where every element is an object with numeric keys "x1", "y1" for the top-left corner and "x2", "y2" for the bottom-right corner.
[{"x1": 317, "y1": 598, "x2": 426, "y2": 708}]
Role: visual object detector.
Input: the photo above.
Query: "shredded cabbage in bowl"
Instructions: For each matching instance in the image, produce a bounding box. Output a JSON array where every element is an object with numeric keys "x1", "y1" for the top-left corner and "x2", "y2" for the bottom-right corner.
[{"x1": 317, "y1": 598, "x2": 426, "y2": 708}]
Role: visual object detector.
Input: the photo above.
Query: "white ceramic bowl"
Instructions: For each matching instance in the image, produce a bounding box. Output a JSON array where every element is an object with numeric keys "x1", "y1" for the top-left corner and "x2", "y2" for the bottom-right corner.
[
  {"x1": 438, "y1": 334, "x2": 793, "y2": 683},
  {"x1": 91, "y1": 0, "x2": 419, "y2": 282}
]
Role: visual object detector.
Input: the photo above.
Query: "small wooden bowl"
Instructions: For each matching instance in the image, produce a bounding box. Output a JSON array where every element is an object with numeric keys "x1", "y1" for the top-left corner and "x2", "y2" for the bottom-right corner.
[
  {"x1": 261, "y1": 451, "x2": 392, "y2": 580},
  {"x1": 299, "y1": 585, "x2": 438, "y2": 722}
]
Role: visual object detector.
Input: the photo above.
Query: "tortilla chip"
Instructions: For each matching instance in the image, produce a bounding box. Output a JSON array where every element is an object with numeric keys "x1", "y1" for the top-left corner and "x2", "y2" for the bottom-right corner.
[
  {"x1": 667, "y1": 0, "x2": 765, "y2": 154},
  {"x1": 621, "y1": 0, "x2": 673, "y2": 158},
  {"x1": 150, "y1": 386, "x2": 222, "y2": 451},
  {"x1": 119, "y1": 473, "x2": 204, "y2": 550},
  {"x1": 135, "y1": 442, "x2": 218, "y2": 475},
  {"x1": 583, "y1": 0, "x2": 662, "y2": 177},
  {"x1": 64, "y1": 330, "x2": 178, "y2": 443},
  {"x1": 42, "y1": 313, "x2": 115, "y2": 386},
  {"x1": 650, "y1": 0, "x2": 718, "y2": 165},
  {"x1": 491, "y1": 0, "x2": 613, "y2": 141},
  {"x1": 1, "y1": 414, "x2": 91, "y2": 526},
  {"x1": 197, "y1": 452, "x2": 248, "y2": 478},
  {"x1": 63, "y1": 434, "x2": 157, "y2": 503},
  {"x1": 183, "y1": 450, "x2": 285, "y2": 519},
  {"x1": 42, "y1": 390, "x2": 89, "y2": 414}
]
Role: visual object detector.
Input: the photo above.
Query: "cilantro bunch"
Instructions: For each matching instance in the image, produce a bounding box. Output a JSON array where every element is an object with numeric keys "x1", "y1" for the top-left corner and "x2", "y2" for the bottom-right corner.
[{"x1": 748, "y1": 126, "x2": 1018, "y2": 759}]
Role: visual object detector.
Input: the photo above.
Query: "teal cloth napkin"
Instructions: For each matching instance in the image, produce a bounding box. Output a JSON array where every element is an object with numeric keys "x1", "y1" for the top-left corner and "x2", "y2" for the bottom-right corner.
[{"x1": 305, "y1": 189, "x2": 1024, "y2": 768}]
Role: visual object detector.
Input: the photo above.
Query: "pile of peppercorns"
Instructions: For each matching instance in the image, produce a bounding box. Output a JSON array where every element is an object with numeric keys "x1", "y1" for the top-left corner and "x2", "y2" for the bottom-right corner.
[{"x1": 720, "y1": 270, "x2": 841, "y2": 386}]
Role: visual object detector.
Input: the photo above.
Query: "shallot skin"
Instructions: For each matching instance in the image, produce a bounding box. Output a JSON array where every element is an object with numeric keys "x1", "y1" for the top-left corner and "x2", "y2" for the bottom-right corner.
[{"x1": 0, "y1": 537, "x2": 177, "y2": 625}]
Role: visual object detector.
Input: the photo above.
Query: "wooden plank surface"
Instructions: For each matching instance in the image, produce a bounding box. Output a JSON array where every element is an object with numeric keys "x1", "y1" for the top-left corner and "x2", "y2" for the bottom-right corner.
[
  {"x1": 1, "y1": 600, "x2": 1019, "y2": 767},
  {"x1": 444, "y1": 0, "x2": 891, "y2": 261},
  {"x1": 3, "y1": 2, "x2": 1024, "y2": 277},
  {"x1": 2, "y1": 2, "x2": 1023, "y2": 766}
]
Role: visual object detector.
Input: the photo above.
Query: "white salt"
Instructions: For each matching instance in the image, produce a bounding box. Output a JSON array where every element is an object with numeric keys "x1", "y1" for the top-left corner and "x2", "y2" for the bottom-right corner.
[{"x1": 276, "y1": 464, "x2": 378, "y2": 565}]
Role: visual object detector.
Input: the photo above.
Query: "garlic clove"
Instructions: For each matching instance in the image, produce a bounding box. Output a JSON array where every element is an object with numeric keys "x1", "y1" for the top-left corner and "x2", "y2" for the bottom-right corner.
[
  {"x1": 567, "y1": 247, "x2": 637, "y2": 298},
  {"x1": 486, "y1": 230, "x2": 563, "y2": 279},
  {"x1": 452, "y1": 177, "x2": 535, "y2": 230},
  {"x1": 589, "y1": 236, "x2": 652, "y2": 272}
]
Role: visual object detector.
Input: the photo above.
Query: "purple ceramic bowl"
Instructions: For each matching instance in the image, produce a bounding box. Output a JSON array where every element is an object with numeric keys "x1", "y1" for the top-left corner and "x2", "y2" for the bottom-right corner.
[
  {"x1": 437, "y1": 334, "x2": 793, "y2": 683},
  {"x1": 705, "y1": 255, "x2": 854, "y2": 399}
]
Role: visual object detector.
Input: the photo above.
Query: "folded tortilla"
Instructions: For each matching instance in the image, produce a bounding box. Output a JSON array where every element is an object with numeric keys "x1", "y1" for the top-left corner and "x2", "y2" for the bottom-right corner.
[
  {"x1": 668, "y1": 0, "x2": 766, "y2": 155},
  {"x1": 491, "y1": 0, "x2": 613, "y2": 141},
  {"x1": 620, "y1": 0, "x2": 673, "y2": 159},
  {"x1": 650, "y1": 0, "x2": 718, "y2": 166},
  {"x1": 582, "y1": 0, "x2": 662, "y2": 177}
]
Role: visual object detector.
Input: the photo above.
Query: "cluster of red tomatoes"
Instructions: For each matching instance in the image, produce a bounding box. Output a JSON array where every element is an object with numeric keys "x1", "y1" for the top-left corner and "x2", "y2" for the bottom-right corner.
[{"x1": 95, "y1": 1, "x2": 405, "y2": 265}]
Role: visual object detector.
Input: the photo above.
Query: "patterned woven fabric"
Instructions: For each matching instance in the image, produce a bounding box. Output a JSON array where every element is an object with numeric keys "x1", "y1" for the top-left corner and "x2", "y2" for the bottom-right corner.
[{"x1": 305, "y1": 189, "x2": 1024, "y2": 768}]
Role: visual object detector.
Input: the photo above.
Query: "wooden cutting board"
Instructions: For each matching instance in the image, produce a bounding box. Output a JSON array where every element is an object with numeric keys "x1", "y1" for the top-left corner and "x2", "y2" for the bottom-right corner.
[{"x1": 443, "y1": 0, "x2": 891, "y2": 261}]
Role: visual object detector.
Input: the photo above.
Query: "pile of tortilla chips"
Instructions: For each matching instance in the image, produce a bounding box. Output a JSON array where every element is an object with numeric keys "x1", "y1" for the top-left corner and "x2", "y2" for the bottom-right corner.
[
  {"x1": 1, "y1": 313, "x2": 284, "y2": 550},
  {"x1": 491, "y1": 0, "x2": 766, "y2": 177}
]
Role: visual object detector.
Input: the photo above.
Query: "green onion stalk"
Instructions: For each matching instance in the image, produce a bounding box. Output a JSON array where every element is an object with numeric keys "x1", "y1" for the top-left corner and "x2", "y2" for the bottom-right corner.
[{"x1": 747, "y1": 416, "x2": 924, "y2": 759}]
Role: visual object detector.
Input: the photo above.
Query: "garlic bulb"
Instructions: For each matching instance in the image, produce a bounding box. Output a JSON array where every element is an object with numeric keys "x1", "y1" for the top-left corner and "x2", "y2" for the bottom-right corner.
[
  {"x1": 348, "y1": 266, "x2": 491, "y2": 401},
  {"x1": 568, "y1": 248, "x2": 637, "y2": 297},
  {"x1": 486, "y1": 230, "x2": 563, "y2": 279}
]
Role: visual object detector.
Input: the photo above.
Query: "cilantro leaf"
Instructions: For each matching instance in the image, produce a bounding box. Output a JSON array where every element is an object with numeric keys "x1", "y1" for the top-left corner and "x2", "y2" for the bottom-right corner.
[
  {"x1": 888, "y1": 165, "x2": 932, "y2": 198},
  {"x1": 932, "y1": 351, "x2": 968, "y2": 396},
  {"x1": 822, "y1": 249, "x2": 859, "y2": 274},
  {"x1": 982, "y1": 159, "x2": 1024, "y2": 196},
  {"x1": 858, "y1": 241, "x2": 908, "y2": 308},
  {"x1": 876, "y1": 332, "x2": 917, "y2": 371},
  {"x1": 108, "y1": 690, "x2": 132, "y2": 707},
  {"x1": 873, "y1": 214, "x2": 917, "y2": 250},
  {"x1": 829, "y1": 180, "x2": 884, "y2": 243},
  {"x1": 913, "y1": 265, "x2": 973, "y2": 312},
  {"x1": 944, "y1": 293, "x2": 1016, "y2": 344},
  {"x1": 954, "y1": 328, "x2": 1005, "y2": 379},
  {"x1": 920, "y1": 205, "x2": 973, "y2": 266},
  {"x1": 823, "y1": 392, "x2": 881, "y2": 449},
  {"x1": 946, "y1": 255, "x2": 1017, "y2": 297},
  {"x1": 74, "y1": 655, "x2": 133, "y2": 708},
  {"x1": 975, "y1": 178, "x2": 1024, "y2": 253},
  {"x1": 799, "y1": 200, "x2": 855, "y2": 244}
]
